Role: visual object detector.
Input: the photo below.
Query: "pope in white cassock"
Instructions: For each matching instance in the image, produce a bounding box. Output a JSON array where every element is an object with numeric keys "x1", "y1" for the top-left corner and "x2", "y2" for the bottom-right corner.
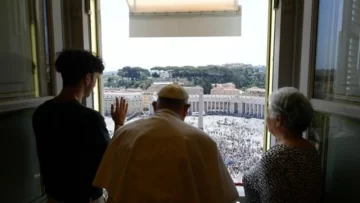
[{"x1": 93, "y1": 84, "x2": 239, "y2": 203}]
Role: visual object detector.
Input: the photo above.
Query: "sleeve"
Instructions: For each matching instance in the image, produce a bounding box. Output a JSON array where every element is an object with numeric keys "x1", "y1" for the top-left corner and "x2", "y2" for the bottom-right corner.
[
  {"x1": 92, "y1": 127, "x2": 124, "y2": 190},
  {"x1": 254, "y1": 156, "x2": 291, "y2": 203},
  {"x1": 90, "y1": 114, "x2": 111, "y2": 186}
]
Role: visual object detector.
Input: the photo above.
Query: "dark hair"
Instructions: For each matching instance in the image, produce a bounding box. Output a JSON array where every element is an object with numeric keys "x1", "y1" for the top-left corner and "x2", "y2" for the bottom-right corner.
[{"x1": 55, "y1": 49, "x2": 105, "y2": 86}]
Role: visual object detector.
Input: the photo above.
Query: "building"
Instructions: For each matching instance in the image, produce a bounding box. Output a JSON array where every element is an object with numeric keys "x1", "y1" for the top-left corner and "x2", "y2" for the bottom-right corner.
[
  {"x1": 211, "y1": 83, "x2": 241, "y2": 95},
  {"x1": 147, "y1": 82, "x2": 175, "y2": 92},
  {"x1": 183, "y1": 86, "x2": 203, "y2": 95},
  {"x1": 103, "y1": 90, "x2": 142, "y2": 116},
  {"x1": 244, "y1": 86, "x2": 266, "y2": 97},
  {"x1": 142, "y1": 90, "x2": 157, "y2": 110},
  {"x1": 150, "y1": 94, "x2": 265, "y2": 119}
]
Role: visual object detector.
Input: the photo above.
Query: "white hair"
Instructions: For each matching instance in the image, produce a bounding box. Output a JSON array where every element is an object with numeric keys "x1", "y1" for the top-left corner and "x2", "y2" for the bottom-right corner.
[{"x1": 268, "y1": 87, "x2": 314, "y2": 133}]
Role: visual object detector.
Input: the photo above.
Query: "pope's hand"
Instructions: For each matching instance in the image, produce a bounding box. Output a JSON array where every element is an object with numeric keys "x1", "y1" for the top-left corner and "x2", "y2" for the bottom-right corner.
[{"x1": 111, "y1": 97, "x2": 128, "y2": 125}]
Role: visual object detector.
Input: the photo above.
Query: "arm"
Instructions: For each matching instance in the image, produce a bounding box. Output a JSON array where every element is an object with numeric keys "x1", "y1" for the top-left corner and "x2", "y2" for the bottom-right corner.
[{"x1": 90, "y1": 114, "x2": 110, "y2": 192}]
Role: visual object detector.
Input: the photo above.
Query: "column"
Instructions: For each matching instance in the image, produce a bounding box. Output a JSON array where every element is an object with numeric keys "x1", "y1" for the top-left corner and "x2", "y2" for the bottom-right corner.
[
  {"x1": 239, "y1": 102, "x2": 243, "y2": 114},
  {"x1": 230, "y1": 102, "x2": 235, "y2": 113},
  {"x1": 198, "y1": 93, "x2": 204, "y2": 129}
]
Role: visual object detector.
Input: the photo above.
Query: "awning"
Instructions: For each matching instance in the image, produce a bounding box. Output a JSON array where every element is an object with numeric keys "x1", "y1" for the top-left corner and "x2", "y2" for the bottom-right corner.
[{"x1": 127, "y1": 0, "x2": 239, "y2": 13}]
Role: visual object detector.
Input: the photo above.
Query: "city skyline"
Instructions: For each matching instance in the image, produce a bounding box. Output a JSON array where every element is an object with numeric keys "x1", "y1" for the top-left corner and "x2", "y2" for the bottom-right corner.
[{"x1": 100, "y1": 0, "x2": 269, "y2": 70}]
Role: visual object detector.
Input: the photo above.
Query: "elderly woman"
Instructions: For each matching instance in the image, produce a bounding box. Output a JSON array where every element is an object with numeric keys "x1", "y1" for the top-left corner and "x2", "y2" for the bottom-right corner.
[{"x1": 243, "y1": 87, "x2": 321, "y2": 203}]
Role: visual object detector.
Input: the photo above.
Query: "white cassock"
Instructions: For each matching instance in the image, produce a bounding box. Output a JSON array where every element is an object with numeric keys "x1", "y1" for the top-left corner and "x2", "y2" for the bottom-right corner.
[{"x1": 93, "y1": 109, "x2": 239, "y2": 203}]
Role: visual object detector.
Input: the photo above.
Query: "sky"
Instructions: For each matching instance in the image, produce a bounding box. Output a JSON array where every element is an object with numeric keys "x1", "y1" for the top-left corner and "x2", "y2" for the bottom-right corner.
[{"x1": 100, "y1": 0, "x2": 269, "y2": 70}]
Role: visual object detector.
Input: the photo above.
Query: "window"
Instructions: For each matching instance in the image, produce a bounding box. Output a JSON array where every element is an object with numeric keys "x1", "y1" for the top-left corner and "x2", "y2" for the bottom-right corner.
[
  {"x1": 100, "y1": 0, "x2": 270, "y2": 195},
  {"x1": 314, "y1": 0, "x2": 360, "y2": 104},
  {"x1": 308, "y1": 0, "x2": 360, "y2": 201},
  {"x1": 0, "y1": 0, "x2": 53, "y2": 201},
  {"x1": 0, "y1": 0, "x2": 52, "y2": 103},
  {"x1": 311, "y1": 112, "x2": 360, "y2": 202},
  {"x1": 101, "y1": 0, "x2": 273, "y2": 196}
]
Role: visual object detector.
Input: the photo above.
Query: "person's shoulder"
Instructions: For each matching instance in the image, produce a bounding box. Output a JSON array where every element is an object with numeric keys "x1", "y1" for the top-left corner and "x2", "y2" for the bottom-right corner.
[
  {"x1": 33, "y1": 99, "x2": 55, "y2": 118},
  {"x1": 263, "y1": 145, "x2": 286, "y2": 159},
  {"x1": 35, "y1": 99, "x2": 54, "y2": 110},
  {"x1": 84, "y1": 106, "x2": 103, "y2": 119},
  {"x1": 178, "y1": 122, "x2": 216, "y2": 143},
  {"x1": 261, "y1": 145, "x2": 297, "y2": 167}
]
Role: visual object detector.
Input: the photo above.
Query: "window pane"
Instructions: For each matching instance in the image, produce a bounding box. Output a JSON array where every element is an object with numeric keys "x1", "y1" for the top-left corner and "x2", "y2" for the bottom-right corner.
[
  {"x1": 0, "y1": 0, "x2": 50, "y2": 102},
  {"x1": 314, "y1": 0, "x2": 360, "y2": 104},
  {"x1": 311, "y1": 111, "x2": 360, "y2": 202}
]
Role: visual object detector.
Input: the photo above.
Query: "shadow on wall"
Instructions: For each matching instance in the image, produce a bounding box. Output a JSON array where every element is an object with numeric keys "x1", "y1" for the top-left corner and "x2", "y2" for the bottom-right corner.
[{"x1": 0, "y1": 109, "x2": 43, "y2": 203}]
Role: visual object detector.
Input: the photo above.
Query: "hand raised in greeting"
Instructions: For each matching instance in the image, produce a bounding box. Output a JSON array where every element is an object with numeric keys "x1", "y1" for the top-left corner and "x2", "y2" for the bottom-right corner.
[{"x1": 111, "y1": 97, "x2": 128, "y2": 126}]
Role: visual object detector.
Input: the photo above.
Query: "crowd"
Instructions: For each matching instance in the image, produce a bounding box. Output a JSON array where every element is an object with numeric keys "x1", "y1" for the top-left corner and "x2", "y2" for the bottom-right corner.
[{"x1": 186, "y1": 116, "x2": 264, "y2": 180}]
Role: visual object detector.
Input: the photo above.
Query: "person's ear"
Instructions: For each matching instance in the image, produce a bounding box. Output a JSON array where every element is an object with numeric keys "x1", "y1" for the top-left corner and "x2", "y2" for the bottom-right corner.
[
  {"x1": 275, "y1": 114, "x2": 282, "y2": 127},
  {"x1": 152, "y1": 101, "x2": 157, "y2": 112},
  {"x1": 84, "y1": 73, "x2": 92, "y2": 86},
  {"x1": 183, "y1": 104, "x2": 191, "y2": 118}
]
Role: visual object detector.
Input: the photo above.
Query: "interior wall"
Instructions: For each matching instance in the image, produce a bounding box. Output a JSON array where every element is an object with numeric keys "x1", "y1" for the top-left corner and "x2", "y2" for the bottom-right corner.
[{"x1": 0, "y1": 109, "x2": 42, "y2": 203}]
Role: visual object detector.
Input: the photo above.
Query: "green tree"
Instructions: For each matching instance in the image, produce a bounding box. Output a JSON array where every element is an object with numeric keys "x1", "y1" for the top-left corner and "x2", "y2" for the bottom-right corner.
[{"x1": 152, "y1": 72, "x2": 160, "y2": 78}]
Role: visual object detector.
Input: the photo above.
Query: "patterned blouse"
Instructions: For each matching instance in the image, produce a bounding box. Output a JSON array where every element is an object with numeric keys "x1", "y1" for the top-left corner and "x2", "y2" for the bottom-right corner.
[{"x1": 243, "y1": 145, "x2": 321, "y2": 203}]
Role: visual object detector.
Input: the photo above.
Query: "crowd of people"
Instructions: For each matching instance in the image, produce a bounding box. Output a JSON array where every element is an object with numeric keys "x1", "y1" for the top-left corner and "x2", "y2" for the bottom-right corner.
[{"x1": 186, "y1": 116, "x2": 264, "y2": 180}]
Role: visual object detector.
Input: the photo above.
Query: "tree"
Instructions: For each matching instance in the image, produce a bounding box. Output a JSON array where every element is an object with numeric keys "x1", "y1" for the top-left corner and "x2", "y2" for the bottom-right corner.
[
  {"x1": 152, "y1": 72, "x2": 160, "y2": 78},
  {"x1": 106, "y1": 63, "x2": 266, "y2": 90}
]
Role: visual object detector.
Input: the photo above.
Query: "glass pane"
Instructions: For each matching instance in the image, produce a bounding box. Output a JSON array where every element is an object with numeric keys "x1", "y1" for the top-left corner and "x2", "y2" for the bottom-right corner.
[
  {"x1": 311, "y1": 111, "x2": 360, "y2": 202},
  {"x1": 314, "y1": 0, "x2": 360, "y2": 104},
  {"x1": 0, "y1": 0, "x2": 50, "y2": 102}
]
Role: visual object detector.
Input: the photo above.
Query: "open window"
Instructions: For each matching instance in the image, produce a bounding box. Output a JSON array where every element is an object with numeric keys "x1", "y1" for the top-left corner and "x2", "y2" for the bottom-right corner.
[{"x1": 93, "y1": 0, "x2": 277, "y2": 198}]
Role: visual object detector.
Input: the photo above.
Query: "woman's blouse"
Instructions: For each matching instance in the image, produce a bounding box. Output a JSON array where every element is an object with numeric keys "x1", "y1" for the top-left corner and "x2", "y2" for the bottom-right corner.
[{"x1": 243, "y1": 145, "x2": 321, "y2": 203}]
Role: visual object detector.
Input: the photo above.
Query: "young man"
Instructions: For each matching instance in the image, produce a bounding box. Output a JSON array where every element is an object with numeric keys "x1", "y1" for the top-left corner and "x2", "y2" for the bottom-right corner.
[
  {"x1": 93, "y1": 84, "x2": 239, "y2": 203},
  {"x1": 32, "y1": 50, "x2": 127, "y2": 203}
]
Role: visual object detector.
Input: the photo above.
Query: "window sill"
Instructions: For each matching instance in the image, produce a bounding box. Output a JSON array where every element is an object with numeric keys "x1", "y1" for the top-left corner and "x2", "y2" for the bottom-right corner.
[{"x1": 0, "y1": 96, "x2": 53, "y2": 114}]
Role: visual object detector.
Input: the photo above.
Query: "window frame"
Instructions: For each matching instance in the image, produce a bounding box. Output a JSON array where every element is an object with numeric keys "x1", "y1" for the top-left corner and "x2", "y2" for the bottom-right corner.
[
  {"x1": 299, "y1": 0, "x2": 360, "y2": 201},
  {"x1": 90, "y1": 0, "x2": 105, "y2": 115},
  {"x1": 299, "y1": 0, "x2": 360, "y2": 122},
  {"x1": 269, "y1": 0, "x2": 305, "y2": 147},
  {"x1": 0, "y1": 0, "x2": 56, "y2": 114}
]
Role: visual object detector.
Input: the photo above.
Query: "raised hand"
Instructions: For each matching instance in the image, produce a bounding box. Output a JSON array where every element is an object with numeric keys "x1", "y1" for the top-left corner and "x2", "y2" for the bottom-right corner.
[{"x1": 111, "y1": 97, "x2": 128, "y2": 126}]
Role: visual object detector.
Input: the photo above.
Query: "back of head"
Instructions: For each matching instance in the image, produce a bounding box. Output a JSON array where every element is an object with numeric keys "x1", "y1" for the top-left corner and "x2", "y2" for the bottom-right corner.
[
  {"x1": 269, "y1": 87, "x2": 314, "y2": 133},
  {"x1": 154, "y1": 84, "x2": 190, "y2": 120},
  {"x1": 55, "y1": 49, "x2": 104, "y2": 86},
  {"x1": 157, "y1": 84, "x2": 189, "y2": 109}
]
